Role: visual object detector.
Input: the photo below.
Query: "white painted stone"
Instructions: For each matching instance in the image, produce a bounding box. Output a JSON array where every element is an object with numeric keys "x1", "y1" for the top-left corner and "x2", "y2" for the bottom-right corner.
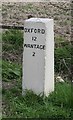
[{"x1": 22, "y1": 18, "x2": 54, "y2": 96}]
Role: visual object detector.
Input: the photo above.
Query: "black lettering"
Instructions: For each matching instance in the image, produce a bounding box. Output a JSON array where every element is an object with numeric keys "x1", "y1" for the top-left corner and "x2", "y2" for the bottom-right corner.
[
  {"x1": 43, "y1": 45, "x2": 45, "y2": 50},
  {"x1": 34, "y1": 29, "x2": 37, "y2": 33},
  {"x1": 27, "y1": 29, "x2": 30, "y2": 33},
  {"x1": 30, "y1": 44, "x2": 34, "y2": 48},
  {"x1": 28, "y1": 44, "x2": 31, "y2": 48},
  {"x1": 31, "y1": 28, "x2": 34, "y2": 33},
  {"x1": 41, "y1": 29, "x2": 45, "y2": 34},
  {"x1": 37, "y1": 45, "x2": 40, "y2": 49},
  {"x1": 32, "y1": 37, "x2": 37, "y2": 41},
  {"x1": 24, "y1": 44, "x2": 28, "y2": 47},
  {"x1": 32, "y1": 52, "x2": 35, "y2": 56},
  {"x1": 38, "y1": 29, "x2": 41, "y2": 33},
  {"x1": 24, "y1": 28, "x2": 45, "y2": 34},
  {"x1": 40, "y1": 45, "x2": 43, "y2": 49},
  {"x1": 34, "y1": 44, "x2": 37, "y2": 48},
  {"x1": 24, "y1": 44, "x2": 45, "y2": 50},
  {"x1": 24, "y1": 28, "x2": 27, "y2": 33}
]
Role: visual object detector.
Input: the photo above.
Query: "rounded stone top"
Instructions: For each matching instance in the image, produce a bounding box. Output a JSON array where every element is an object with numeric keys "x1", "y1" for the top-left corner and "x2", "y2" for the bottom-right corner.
[{"x1": 25, "y1": 18, "x2": 53, "y2": 23}]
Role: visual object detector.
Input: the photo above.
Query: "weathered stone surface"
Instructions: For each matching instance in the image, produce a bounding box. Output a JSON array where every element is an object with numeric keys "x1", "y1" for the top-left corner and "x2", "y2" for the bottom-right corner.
[{"x1": 22, "y1": 18, "x2": 54, "y2": 96}]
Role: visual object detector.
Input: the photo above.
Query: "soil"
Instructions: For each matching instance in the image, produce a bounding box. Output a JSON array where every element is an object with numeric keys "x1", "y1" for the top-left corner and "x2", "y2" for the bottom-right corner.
[{"x1": 2, "y1": 2, "x2": 71, "y2": 41}]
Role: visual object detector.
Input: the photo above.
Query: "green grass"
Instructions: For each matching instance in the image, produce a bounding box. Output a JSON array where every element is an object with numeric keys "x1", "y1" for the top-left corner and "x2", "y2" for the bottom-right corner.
[
  {"x1": 2, "y1": 60, "x2": 71, "y2": 118},
  {"x1": 2, "y1": 60, "x2": 22, "y2": 82},
  {"x1": 2, "y1": 82, "x2": 71, "y2": 118},
  {"x1": 2, "y1": 29, "x2": 72, "y2": 119},
  {"x1": 2, "y1": 29, "x2": 23, "y2": 51}
]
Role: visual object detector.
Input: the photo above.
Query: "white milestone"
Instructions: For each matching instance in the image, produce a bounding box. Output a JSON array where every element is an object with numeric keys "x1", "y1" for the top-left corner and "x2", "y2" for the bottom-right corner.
[{"x1": 22, "y1": 18, "x2": 54, "y2": 96}]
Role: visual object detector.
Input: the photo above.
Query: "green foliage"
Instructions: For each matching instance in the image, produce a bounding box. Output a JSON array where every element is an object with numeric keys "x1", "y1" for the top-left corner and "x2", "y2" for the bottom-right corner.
[
  {"x1": 2, "y1": 30, "x2": 72, "y2": 119},
  {"x1": 2, "y1": 29, "x2": 23, "y2": 51},
  {"x1": 48, "y1": 82, "x2": 71, "y2": 108},
  {"x1": 3, "y1": 73, "x2": 71, "y2": 118},
  {"x1": 2, "y1": 30, "x2": 72, "y2": 75},
  {"x1": 55, "y1": 41, "x2": 71, "y2": 74},
  {"x1": 2, "y1": 59, "x2": 71, "y2": 118},
  {"x1": 2, "y1": 60, "x2": 21, "y2": 81}
]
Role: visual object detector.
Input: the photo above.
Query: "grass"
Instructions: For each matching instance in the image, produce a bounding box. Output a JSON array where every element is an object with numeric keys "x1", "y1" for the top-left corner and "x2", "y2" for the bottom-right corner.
[
  {"x1": 2, "y1": 60, "x2": 71, "y2": 119},
  {"x1": 2, "y1": 29, "x2": 72, "y2": 119},
  {"x1": 2, "y1": 60, "x2": 21, "y2": 82},
  {"x1": 2, "y1": 29, "x2": 23, "y2": 51},
  {"x1": 2, "y1": 83, "x2": 71, "y2": 118}
]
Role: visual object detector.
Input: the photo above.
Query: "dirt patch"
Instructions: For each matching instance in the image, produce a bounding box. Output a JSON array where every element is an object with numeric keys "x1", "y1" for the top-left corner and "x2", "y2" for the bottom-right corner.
[
  {"x1": 2, "y1": 2, "x2": 71, "y2": 41},
  {"x1": 2, "y1": 80, "x2": 16, "y2": 90},
  {"x1": 2, "y1": 51, "x2": 23, "y2": 63}
]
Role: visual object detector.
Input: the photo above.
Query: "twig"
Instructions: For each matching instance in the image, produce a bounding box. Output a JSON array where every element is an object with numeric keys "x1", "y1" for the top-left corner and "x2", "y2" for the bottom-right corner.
[{"x1": 62, "y1": 58, "x2": 71, "y2": 75}]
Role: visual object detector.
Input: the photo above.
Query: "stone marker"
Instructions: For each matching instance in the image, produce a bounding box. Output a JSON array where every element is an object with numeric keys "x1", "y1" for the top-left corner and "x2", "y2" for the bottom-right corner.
[{"x1": 22, "y1": 18, "x2": 54, "y2": 96}]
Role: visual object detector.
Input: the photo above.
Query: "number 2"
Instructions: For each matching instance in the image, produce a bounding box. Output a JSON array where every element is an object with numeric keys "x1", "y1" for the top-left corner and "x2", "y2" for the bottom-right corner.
[{"x1": 32, "y1": 52, "x2": 35, "y2": 56}]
